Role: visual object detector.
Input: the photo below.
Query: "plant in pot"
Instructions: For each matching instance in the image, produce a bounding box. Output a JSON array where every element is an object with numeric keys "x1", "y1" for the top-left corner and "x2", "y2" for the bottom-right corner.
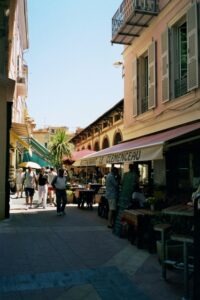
[{"x1": 147, "y1": 197, "x2": 157, "y2": 211}]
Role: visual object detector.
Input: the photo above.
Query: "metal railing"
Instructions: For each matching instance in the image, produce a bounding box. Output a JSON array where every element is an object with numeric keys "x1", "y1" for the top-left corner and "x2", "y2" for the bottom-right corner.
[
  {"x1": 112, "y1": 0, "x2": 158, "y2": 38},
  {"x1": 175, "y1": 77, "x2": 187, "y2": 98}
]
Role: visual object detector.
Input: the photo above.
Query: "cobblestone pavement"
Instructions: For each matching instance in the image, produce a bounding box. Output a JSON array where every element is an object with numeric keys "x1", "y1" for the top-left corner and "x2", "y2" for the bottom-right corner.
[{"x1": 0, "y1": 193, "x2": 185, "y2": 299}]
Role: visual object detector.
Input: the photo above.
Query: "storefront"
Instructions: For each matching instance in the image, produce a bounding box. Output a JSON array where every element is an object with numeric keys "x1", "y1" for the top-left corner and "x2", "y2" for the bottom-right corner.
[{"x1": 79, "y1": 121, "x2": 200, "y2": 201}]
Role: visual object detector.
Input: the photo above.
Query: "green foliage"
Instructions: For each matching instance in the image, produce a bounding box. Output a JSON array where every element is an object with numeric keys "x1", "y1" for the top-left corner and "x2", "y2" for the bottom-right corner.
[{"x1": 48, "y1": 129, "x2": 74, "y2": 168}]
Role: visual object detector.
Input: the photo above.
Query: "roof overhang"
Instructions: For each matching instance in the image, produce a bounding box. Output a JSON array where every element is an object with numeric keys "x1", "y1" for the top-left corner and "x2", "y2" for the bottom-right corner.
[
  {"x1": 10, "y1": 129, "x2": 29, "y2": 150},
  {"x1": 11, "y1": 122, "x2": 29, "y2": 137}
]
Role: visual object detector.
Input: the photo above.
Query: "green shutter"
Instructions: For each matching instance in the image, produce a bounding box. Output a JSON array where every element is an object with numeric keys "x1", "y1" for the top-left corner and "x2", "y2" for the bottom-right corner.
[
  {"x1": 187, "y1": 3, "x2": 199, "y2": 91},
  {"x1": 148, "y1": 41, "x2": 156, "y2": 109},
  {"x1": 161, "y1": 28, "x2": 170, "y2": 102}
]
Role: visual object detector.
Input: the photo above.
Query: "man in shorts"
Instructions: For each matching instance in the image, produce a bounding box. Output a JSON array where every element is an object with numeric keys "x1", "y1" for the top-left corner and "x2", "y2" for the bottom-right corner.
[{"x1": 23, "y1": 167, "x2": 37, "y2": 209}]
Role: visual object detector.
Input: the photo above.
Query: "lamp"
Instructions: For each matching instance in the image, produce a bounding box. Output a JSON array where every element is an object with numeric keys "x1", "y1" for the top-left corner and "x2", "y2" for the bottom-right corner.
[{"x1": 113, "y1": 61, "x2": 124, "y2": 78}]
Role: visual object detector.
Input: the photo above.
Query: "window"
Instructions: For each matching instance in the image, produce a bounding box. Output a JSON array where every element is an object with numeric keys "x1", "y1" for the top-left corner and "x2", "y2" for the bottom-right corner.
[
  {"x1": 161, "y1": 3, "x2": 199, "y2": 102},
  {"x1": 133, "y1": 41, "x2": 156, "y2": 116},
  {"x1": 172, "y1": 19, "x2": 188, "y2": 98},
  {"x1": 138, "y1": 53, "x2": 148, "y2": 114}
]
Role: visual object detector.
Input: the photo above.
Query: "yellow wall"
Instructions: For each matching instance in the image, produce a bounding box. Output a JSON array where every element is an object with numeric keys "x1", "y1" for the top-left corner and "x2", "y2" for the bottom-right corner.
[{"x1": 122, "y1": 0, "x2": 200, "y2": 141}]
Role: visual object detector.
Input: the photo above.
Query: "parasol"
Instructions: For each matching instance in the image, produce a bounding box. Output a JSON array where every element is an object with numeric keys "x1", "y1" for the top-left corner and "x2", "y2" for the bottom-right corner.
[{"x1": 18, "y1": 161, "x2": 41, "y2": 169}]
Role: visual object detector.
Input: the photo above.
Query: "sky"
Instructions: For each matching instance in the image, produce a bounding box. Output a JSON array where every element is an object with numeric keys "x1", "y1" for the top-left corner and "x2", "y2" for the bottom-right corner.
[{"x1": 25, "y1": 0, "x2": 123, "y2": 132}]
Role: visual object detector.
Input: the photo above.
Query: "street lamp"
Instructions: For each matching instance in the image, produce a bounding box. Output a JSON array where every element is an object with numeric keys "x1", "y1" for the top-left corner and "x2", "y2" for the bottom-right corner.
[{"x1": 113, "y1": 61, "x2": 124, "y2": 78}]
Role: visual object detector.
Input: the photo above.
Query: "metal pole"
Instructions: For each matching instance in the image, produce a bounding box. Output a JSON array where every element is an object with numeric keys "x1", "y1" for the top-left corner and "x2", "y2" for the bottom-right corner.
[{"x1": 193, "y1": 194, "x2": 200, "y2": 299}]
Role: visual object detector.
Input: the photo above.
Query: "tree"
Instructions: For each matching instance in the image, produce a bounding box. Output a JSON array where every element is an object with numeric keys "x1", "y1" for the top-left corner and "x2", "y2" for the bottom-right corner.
[{"x1": 48, "y1": 129, "x2": 74, "y2": 169}]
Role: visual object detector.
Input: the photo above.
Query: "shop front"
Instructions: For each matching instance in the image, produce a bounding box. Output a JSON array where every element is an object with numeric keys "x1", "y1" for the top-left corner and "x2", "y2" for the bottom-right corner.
[{"x1": 80, "y1": 121, "x2": 200, "y2": 202}]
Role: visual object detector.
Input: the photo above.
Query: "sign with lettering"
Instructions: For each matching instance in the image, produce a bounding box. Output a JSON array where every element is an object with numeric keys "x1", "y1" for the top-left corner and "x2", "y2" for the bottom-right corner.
[{"x1": 85, "y1": 144, "x2": 163, "y2": 166}]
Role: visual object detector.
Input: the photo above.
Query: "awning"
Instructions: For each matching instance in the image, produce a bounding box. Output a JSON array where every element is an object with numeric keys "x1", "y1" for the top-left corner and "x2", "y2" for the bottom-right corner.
[
  {"x1": 84, "y1": 122, "x2": 200, "y2": 165},
  {"x1": 23, "y1": 151, "x2": 50, "y2": 167},
  {"x1": 63, "y1": 149, "x2": 96, "y2": 164}
]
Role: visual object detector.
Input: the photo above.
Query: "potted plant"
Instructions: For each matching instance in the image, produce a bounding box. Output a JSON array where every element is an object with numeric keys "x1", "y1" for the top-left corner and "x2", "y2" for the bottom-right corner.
[{"x1": 147, "y1": 197, "x2": 157, "y2": 211}]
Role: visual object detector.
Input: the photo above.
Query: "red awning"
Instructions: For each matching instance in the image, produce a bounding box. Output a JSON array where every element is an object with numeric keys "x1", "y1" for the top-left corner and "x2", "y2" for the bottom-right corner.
[
  {"x1": 63, "y1": 149, "x2": 96, "y2": 164},
  {"x1": 83, "y1": 122, "x2": 200, "y2": 165}
]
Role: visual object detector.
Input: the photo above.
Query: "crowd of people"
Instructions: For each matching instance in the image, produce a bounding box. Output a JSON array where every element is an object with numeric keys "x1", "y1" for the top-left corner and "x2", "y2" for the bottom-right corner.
[
  {"x1": 12, "y1": 166, "x2": 68, "y2": 216},
  {"x1": 12, "y1": 162, "x2": 146, "y2": 221}
]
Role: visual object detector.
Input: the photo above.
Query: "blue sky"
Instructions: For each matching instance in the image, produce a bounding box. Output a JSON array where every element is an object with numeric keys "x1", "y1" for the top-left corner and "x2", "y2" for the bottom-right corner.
[{"x1": 25, "y1": 0, "x2": 123, "y2": 132}]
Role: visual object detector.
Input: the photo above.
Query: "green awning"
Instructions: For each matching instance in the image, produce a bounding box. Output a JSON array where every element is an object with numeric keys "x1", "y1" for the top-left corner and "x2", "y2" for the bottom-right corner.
[{"x1": 23, "y1": 151, "x2": 50, "y2": 167}]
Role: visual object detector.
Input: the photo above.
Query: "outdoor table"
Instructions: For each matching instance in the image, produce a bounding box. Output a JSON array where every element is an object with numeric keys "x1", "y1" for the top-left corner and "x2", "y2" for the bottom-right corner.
[
  {"x1": 121, "y1": 209, "x2": 159, "y2": 251},
  {"x1": 89, "y1": 183, "x2": 102, "y2": 194},
  {"x1": 161, "y1": 204, "x2": 194, "y2": 299},
  {"x1": 162, "y1": 204, "x2": 193, "y2": 217},
  {"x1": 78, "y1": 189, "x2": 95, "y2": 209}
]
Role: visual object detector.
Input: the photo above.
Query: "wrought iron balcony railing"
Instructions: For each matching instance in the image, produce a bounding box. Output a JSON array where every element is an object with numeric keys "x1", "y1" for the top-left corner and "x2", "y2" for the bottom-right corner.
[{"x1": 112, "y1": 0, "x2": 159, "y2": 45}]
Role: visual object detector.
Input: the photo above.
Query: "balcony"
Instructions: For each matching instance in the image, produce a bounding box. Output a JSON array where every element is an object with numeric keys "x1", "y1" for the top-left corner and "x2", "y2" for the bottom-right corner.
[
  {"x1": 111, "y1": 0, "x2": 159, "y2": 45},
  {"x1": 16, "y1": 76, "x2": 27, "y2": 97}
]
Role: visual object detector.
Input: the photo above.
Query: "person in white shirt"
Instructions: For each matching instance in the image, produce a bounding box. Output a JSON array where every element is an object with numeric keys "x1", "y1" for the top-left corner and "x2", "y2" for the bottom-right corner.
[
  {"x1": 47, "y1": 167, "x2": 57, "y2": 206},
  {"x1": 15, "y1": 168, "x2": 24, "y2": 198},
  {"x1": 23, "y1": 167, "x2": 37, "y2": 209}
]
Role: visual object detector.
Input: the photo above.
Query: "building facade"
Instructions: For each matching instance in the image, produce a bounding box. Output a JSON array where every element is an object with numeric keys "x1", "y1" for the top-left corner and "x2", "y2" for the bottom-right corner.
[
  {"x1": 111, "y1": 0, "x2": 200, "y2": 198},
  {"x1": 0, "y1": 0, "x2": 32, "y2": 219},
  {"x1": 69, "y1": 99, "x2": 124, "y2": 152},
  {"x1": 84, "y1": 0, "x2": 200, "y2": 200}
]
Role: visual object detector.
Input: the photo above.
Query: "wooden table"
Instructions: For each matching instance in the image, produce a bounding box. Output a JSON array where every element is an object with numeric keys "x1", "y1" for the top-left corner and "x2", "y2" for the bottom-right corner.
[
  {"x1": 162, "y1": 204, "x2": 193, "y2": 217},
  {"x1": 78, "y1": 189, "x2": 95, "y2": 209},
  {"x1": 121, "y1": 209, "x2": 158, "y2": 251}
]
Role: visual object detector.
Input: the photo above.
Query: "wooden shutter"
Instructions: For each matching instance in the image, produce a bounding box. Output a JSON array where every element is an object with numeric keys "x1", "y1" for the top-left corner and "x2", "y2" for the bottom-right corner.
[
  {"x1": 161, "y1": 28, "x2": 170, "y2": 102},
  {"x1": 132, "y1": 58, "x2": 138, "y2": 116},
  {"x1": 148, "y1": 41, "x2": 156, "y2": 109},
  {"x1": 187, "y1": 3, "x2": 199, "y2": 91}
]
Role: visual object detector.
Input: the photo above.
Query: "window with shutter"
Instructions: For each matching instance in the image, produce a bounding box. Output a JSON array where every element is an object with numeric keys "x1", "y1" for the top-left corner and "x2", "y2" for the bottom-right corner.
[
  {"x1": 148, "y1": 41, "x2": 156, "y2": 109},
  {"x1": 165, "y1": 3, "x2": 199, "y2": 100},
  {"x1": 132, "y1": 59, "x2": 138, "y2": 116},
  {"x1": 187, "y1": 3, "x2": 199, "y2": 91},
  {"x1": 161, "y1": 29, "x2": 169, "y2": 102}
]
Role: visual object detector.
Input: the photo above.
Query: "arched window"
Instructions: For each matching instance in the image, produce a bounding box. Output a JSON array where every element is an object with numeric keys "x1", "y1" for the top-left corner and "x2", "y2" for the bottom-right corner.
[
  {"x1": 102, "y1": 136, "x2": 110, "y2": 149},
  {"x1": 113, "y1": 131, "x2": 122, "y2": 145},
  {"x1": 81, "y1": 146, "x2": 85, "y2": 150},
  {"x1": 94, "y1": 141, "x2": 100, "y2": 151},
  {"x1": 87, "y1": 144, "x2": 91, "y2": 150}
]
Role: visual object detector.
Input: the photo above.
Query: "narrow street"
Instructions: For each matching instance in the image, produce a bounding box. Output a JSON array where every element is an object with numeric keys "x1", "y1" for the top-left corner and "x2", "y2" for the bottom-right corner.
[{"x1": 0, "y1": 194, "x2": 184, "y2": 300}]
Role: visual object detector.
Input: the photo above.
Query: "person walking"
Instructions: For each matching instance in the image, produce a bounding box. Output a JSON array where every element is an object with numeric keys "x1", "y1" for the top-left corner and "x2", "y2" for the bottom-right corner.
[
  {"x1": 47, "y1": 167, "x2": 57, "y2": 206},
  {"x1": 15, "y1": 168, "x2": 24, "y2": 198},
  {"x1": 105, "y1": 167, "x2": 119, "y2": 228},
  {"x1": 23, "y1": 167, "x2": 37, "y2": 209},
  {"x1": 37, "y1": 167, "x2": 48, "y2": 209},
  {"x1": 51, "y1": 168, "x2": 67, "y2": 216}
]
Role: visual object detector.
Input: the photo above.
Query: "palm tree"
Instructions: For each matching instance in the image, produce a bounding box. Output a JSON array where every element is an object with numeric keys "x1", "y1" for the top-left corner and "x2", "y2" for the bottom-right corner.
[{"x1": 48, "y1": 129, "x2": 74, "y2": 169}]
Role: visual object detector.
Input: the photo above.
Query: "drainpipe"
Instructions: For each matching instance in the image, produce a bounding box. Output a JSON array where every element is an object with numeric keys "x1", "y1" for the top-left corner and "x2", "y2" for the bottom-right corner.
[{"x1": 193, "y1": 194, "x2": 200, "y2": 299}]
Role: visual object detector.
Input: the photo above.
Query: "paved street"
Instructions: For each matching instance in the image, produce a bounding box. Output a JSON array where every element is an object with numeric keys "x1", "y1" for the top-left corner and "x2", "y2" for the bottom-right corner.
[{"x1": 0, "y1": 193, "x2": 184, "y2": 299}]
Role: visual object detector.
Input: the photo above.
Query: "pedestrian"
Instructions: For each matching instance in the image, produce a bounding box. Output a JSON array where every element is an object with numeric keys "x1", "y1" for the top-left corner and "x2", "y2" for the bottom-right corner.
[
  {"x1": 51, "y1": 168, "x2": 67, "y2": 216},
  {"x1": 47, "y1": 167, "x2": 57, "y2": 206},
  {"x1": 37, "y1": 167, "x2": 48, "y2": 209},
  {"x1": 23, "y1": 167, "x2": 37, "y2": 209},
  {"x1": 105, "y1": 166, "x2": 119, "y2": 228},
  {"x1": 119, "y1": 163, "x2": 140, "y2": 209},
  {"x1": 15, "y1": 168, "x2": 24, "y2": 198}
]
